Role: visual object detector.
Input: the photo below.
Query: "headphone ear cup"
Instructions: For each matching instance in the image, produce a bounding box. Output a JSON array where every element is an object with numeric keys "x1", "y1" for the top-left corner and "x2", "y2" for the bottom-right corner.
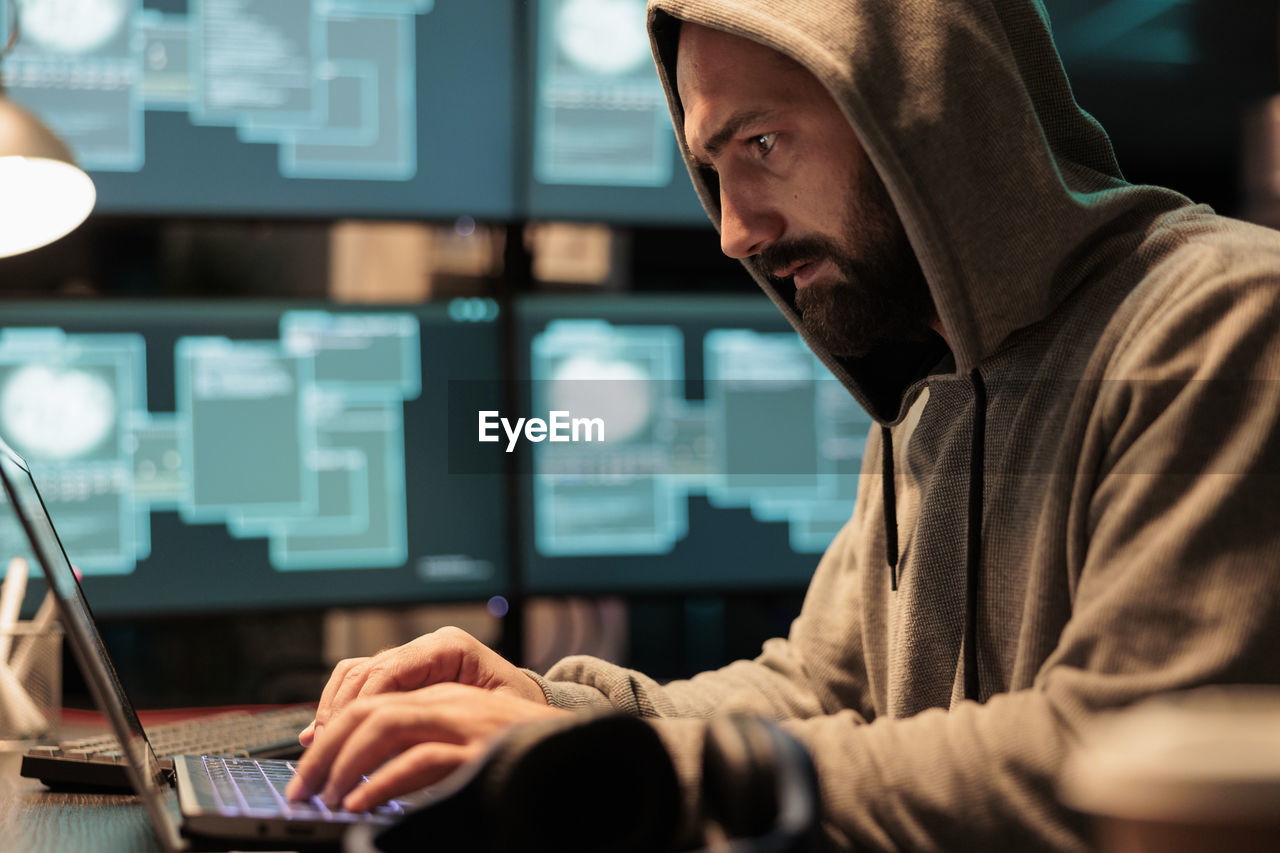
[
  {"x1": 363, "y1": 714, "x2": 683, "y2": 853},
  {"x1": 701, "y1": 714, "x2": 784, "y2": 839}
]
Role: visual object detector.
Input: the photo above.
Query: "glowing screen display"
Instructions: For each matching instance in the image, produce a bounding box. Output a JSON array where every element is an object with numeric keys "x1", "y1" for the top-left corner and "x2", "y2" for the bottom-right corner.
[
  {"x1": 0, "y1": 300, "x2": 506, "y2": 615},
  {"x1": 0, "y1": 0, "x2": 516, "y2": 217},
  {"x1": 515, "y1": 295, "x2": 872, "y2": 593},
  {"x1": 525, "y1": 0, "x2": 706, "y2": 224}
]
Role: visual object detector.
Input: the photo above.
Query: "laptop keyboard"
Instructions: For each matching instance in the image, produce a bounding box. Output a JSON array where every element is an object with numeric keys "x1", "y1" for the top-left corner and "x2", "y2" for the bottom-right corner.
[
  {"x1": 201, "y1": 757, "x2": 405, "y2": 821},
  {"x1": 28, "y1": 705, "x2": 314, "y2": 766}
]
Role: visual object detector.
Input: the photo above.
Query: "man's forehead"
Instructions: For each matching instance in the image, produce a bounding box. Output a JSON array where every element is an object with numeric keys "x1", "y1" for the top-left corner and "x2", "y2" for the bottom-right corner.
[
  {"x1": 675, "y1": 22, "x2": 830, "y2": 164},
  {"x1": 675, "y1": 22, "x2": 808, "y2": 101}
]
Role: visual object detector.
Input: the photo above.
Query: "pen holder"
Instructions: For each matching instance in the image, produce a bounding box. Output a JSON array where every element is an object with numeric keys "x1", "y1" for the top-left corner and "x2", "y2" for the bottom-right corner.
[{"x1": 0, "y1": 621, "x2": 61, "y2": 745}]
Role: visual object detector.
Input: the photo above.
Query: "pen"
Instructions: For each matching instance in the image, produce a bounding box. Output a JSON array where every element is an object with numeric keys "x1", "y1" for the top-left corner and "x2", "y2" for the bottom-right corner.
[
  {"x1": 10, "y1": 588, "x2": 56, "y2": 683},
  {"x1": 0, "y1": 556, "x2": 28, "y2": 663},
  {"x1": 0, "y1": 557, "x2": 45, "y2": 735},
  {"x1": 0, "y1": 651, "x2": 46, "y2": 734}
]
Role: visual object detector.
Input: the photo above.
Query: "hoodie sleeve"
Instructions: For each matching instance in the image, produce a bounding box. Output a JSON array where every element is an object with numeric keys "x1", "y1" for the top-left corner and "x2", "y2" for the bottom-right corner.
[{"x1": 528, "y1": 504, "x2": 878, "y2": 724}]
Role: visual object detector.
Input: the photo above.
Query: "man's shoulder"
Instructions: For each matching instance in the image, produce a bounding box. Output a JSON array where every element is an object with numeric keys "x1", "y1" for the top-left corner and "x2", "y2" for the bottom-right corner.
[
  {"x1": 1142, "y1": 207, "x2": 1280, "y2": 292},
  {"x1": 1109, "y1": 208, "x2": 1280, "y2": 375}
]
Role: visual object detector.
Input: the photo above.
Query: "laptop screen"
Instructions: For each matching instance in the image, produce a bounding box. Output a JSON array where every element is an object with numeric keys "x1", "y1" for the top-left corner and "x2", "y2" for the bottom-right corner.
[{"x1": 0, "y1": 436, "x2": 185, "y2": 851}]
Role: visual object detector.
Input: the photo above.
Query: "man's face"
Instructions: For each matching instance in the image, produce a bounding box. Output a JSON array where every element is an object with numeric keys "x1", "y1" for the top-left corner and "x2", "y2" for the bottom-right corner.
[{"x1": 676, "y1": 24, "x2": 935, "y2": 357}]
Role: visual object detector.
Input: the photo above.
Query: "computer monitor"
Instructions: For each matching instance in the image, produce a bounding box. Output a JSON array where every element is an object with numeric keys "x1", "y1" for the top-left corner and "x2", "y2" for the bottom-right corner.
[
  {"x1": 513, "y1": 294, "x2": 872, "y2": 594},
  {"x1": 0, "y1": 299, "x2": 507, "y2": 615},
  {"x1": 524, "y1": 0, "x2": 707, "y2": 225},
  {"x1": 0, "y1": 1, "x2": 517, "y2": 219}
]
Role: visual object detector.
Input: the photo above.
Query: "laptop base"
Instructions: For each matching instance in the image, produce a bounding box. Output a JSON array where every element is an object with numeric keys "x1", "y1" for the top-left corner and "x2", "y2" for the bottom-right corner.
[{"x1": 20, "y1": 753, "x2": 176, "y2": 792}]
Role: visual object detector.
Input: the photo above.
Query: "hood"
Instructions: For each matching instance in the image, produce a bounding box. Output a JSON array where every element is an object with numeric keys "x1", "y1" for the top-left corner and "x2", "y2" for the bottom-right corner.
[{"x1": 646, "y1": 0, "x2": 1189, "y2": 423}]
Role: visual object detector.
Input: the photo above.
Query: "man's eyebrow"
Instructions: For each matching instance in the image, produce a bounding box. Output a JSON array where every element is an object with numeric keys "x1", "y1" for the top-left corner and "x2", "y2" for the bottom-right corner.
[{"x1": 688, "y1": 108, "x2": 778, "y2": 167}]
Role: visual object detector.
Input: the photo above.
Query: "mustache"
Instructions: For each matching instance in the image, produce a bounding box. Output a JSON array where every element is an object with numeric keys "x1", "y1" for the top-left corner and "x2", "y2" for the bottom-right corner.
[{"x1": 755, "y1": 236, "x2": 847, "y2": 283}]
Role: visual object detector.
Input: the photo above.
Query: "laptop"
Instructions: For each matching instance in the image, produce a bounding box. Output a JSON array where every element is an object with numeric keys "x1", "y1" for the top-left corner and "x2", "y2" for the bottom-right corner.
[{"x1": 0, "y1": 436, "x2": 414, "y2": 849}]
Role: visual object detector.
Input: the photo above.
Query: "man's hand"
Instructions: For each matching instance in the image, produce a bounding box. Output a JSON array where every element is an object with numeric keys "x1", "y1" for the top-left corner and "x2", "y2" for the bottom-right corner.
[
  {"x1": 284, "y1": 682, "x2": 569, "y2": 811},
  {"x1": 299, "y1": 626, "x2": 546, "y2": 746}
]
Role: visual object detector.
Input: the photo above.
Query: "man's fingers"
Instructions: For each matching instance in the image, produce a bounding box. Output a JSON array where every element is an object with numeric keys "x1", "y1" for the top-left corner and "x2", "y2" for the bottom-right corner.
[
  {"x1": 324, "y1": 666, "x2": 369, "y2": 725},
  {"x1": 308, "y1": 627, "x2": 536, "y2": 747},
  {"x1": 289, "y1": 695, "x2": 463, "y2": 804},
  {"x1": 357, "y1": 663, "x2": 418, "y2": 703},
  {"x1": 317, "y1": 704, "x2": 452, "y2": 807},
  {"x1": 286, "y1": 698, "x2": 375, "y2": 801},
  {"x1": 313, "y1": 652, "x2": 421, "y2": 740},
  {"x1": 311, "y1": 657, "x2": 367, "y2": 734},
  {"x1": 324, "y1": 643, "x2": 442, "y2": 727},
  {"x1": 290, "y1": 684, "x2": 569, "y2": 809},
  {"x1": 321, "y1": 632, "x2": 476, "y2": 728},
  {"x1": 343, "y1": 742, "x2": 476, "y2": 813}
]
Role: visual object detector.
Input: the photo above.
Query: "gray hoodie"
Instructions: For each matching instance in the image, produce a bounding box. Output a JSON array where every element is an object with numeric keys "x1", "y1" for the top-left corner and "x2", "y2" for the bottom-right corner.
[{"x1": 529, "y1": 1, "x2": 1280, "y2": 849}]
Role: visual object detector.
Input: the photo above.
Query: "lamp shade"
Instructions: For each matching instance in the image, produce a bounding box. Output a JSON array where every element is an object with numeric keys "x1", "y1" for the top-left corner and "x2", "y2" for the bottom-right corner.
[{"x1": 0, "y1": 95, "x2": 96, "y2": 258}]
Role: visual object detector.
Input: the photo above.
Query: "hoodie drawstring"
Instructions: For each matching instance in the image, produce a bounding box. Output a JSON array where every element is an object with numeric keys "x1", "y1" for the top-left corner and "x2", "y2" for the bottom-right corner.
[
  {"x1": 964, "y1": 368, "x2": 987, "y2": 703},
  {"x1": 881, "y1": 370, "x2": 988, "y2": 703},
  {"x1": 881, "y1": 425, "x2": 900, "y2": 591}
]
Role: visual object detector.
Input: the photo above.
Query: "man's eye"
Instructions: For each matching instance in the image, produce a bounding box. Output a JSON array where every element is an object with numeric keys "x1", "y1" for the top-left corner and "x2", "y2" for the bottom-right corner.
[{"x1": 752, "y1": 132, "x2": 778, "y2": 156}]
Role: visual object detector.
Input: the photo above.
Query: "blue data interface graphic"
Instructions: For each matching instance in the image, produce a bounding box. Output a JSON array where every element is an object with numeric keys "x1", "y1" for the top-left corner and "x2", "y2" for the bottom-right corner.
[
  {"x1": 0, "y1": 311, "x2": 422, "y2": 577},
  {"x1": 528, "y1": 319, "x2": 871, "y2": 561},
  {"x1": 533, "y1": 0, "x2": 671, "y2": 188},
  {"x1": 525, "y1": 0, "x2": 705, "y2": 224},
  {"x1": 0, "y1": 0, "x2": 432, "y2": 179}
]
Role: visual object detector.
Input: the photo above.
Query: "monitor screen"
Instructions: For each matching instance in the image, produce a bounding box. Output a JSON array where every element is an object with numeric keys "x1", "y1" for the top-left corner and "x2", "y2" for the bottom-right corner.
[
  {"x1": 1044, "y1": 0, "x2": 1272, "y2": 172},
  {"x1": 524, "y1": 0, "x2": 707, "y2": 225},
  {"x1": 1048, "y1": 0, "x2": 1203, "y2": 74},
  {"x1": 512, "y1": 294, "x2": 871, "y2": 594},
  {"x1": 0, "y1": 299, "x2": 507, "y2": 615},
  {"x1": 0, "y1": 0, "x2": 517, "y2": 219}
]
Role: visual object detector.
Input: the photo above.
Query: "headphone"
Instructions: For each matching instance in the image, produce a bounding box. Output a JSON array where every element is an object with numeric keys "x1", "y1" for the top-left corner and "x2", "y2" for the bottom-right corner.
[
  {"x1": 699, "y1": 714, "x2": 821, "y2": 852},
  {"x1": 345, "y1": 712, "x2": 820, "y2": 853}
]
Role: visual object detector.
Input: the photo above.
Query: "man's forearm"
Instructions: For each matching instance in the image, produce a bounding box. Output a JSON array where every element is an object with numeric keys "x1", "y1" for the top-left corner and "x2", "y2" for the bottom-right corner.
[{"x1": 535, "y1": 635, "x2": 836, "y2": 721}]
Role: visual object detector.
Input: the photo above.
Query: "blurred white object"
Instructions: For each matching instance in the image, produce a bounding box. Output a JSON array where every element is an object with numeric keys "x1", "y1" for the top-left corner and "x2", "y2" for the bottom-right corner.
[
  {"x1": 0, "y1": 0, "x2": 97, "y2": 258},
  {"x1": 1060, "y1": 687, "x2": 1280, "y2": 853}
]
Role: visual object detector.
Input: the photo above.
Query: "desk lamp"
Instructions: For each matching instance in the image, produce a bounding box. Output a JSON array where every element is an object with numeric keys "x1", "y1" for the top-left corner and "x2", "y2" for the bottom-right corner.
[{"x1": 0, "y1": 0, "x2": 96, "y2": 258}]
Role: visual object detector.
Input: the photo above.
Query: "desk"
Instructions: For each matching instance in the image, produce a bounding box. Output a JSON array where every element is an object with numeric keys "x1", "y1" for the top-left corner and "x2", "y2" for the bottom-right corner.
[{"x1": 0, "y1": 749, "x2": 163, "y2": 853}]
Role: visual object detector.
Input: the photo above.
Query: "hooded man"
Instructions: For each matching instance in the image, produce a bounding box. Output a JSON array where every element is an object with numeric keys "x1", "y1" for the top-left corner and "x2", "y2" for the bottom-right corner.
[{"x1": 287, "y1": 1, "x2": 1280, "y2": 849}]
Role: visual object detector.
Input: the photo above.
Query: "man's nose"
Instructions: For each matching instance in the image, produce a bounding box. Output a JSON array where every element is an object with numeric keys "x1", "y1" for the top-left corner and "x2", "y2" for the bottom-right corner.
[{"x1": 718, "y1": 184, "x2": 781, "y2": 259}]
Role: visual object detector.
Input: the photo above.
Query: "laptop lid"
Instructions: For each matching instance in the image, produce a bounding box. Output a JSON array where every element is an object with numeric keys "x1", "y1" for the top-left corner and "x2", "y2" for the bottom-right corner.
[{"x1": 0, "y1": 436, "x2": 187, "y2": 853}]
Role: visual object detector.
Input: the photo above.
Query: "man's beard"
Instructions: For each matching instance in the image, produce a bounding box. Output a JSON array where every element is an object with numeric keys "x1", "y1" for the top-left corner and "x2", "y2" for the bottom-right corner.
[{"x1": 754, "y1": 177, "x2": 936, "y2": 359}]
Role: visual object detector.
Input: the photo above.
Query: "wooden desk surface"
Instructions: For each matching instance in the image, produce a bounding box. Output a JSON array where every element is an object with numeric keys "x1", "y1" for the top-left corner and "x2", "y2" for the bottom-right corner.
[{"x1": 0, "y1": 749, "x2": 164, "y2": 853}]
